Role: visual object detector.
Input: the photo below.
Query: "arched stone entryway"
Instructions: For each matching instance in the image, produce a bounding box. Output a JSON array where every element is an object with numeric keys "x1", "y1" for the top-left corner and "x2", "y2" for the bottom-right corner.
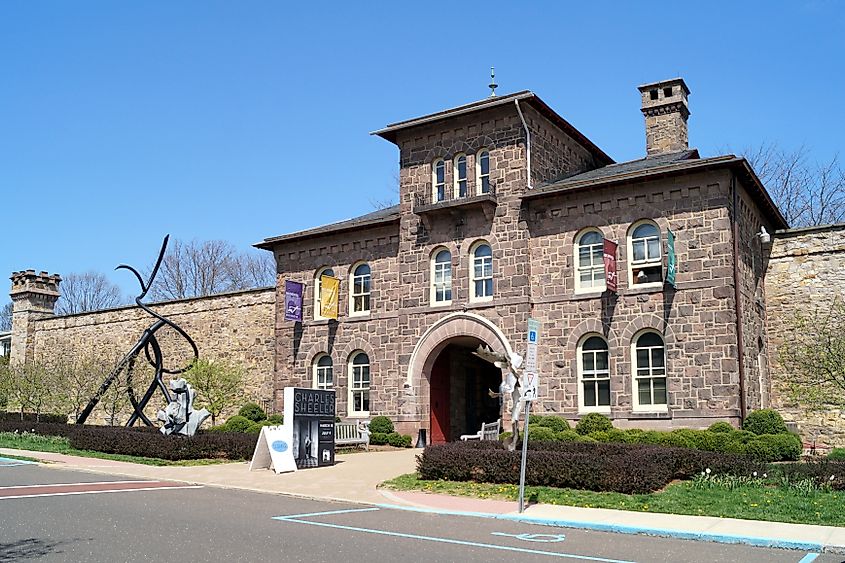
[{"x1": 407, "y1": 313, "x2": 514, "y2": 444}]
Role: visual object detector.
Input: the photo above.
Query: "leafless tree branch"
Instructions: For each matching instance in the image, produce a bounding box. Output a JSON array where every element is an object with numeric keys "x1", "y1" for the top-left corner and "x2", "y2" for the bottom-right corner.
[{"x1": 56, "y1": 272, "x2": 124, "y2": 315}]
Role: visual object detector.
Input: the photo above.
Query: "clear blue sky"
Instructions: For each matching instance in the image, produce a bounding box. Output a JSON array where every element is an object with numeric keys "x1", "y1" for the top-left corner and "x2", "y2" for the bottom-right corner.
[{"x1": 2, "y1": 1, "x2": 843, "y2": 306}]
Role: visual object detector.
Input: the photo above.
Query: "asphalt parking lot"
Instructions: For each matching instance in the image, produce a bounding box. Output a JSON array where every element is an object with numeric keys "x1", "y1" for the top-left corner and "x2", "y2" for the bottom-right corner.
[{"x1": 0, "y1": 462, "x2": 840, "y2": 563}]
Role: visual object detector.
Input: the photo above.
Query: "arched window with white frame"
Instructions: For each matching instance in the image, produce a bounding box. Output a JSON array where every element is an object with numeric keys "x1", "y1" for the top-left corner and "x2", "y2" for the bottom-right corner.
[
  {"x1": 348, "y1": 351, "x2": 370, "y2": 416},
  {"x1": 313, "y1": 354, "x2": 333, "y2": 390},
  {"x1": 632, "y1": 331, "x2": 667, "y2": 411},
  {"x1": 476, "y1": 149, "x2": 490, "y2": 194},
  {"x1": 349, "y1": 262, "x2": 371, "y2": 315},
  {"x1": 578, "y1": 335, "x2": 610, "y2": 412},
  {"x1": 575, "y1": 229, "x2": 605, "y2": 292},
  {"x1": 628, "y1": 220, "x2": 662, "y2": 286},
  {"x1": 454, "y1": 154, "x2": 467, "y2": 198},
  {"x1": 314, "y1": 267, "x2": 335, "y2": 320},
  {"x1": 432, "y1": 158, "x2": 446, "y2": 202},
  {"x1": 470, "y1": 241, "x2": 493, "y2": 302},
  {"x1": 430, "y1": 248, "x2": 452, "y2": 305}
]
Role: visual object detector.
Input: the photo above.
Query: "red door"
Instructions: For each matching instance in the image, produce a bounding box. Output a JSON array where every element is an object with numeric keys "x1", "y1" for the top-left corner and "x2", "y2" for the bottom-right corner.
[{"x1": 429, "y1": 352, "x2": 451, "y2": 444}]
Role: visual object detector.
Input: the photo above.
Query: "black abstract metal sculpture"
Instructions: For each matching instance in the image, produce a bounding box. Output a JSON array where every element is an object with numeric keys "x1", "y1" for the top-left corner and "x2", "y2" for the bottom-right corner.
[{"x1": 76, "y1": 236, "x2": 206, "y2": 433}]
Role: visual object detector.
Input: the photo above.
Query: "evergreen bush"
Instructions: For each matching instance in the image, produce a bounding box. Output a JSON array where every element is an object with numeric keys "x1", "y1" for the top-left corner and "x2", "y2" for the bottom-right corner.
[
  {"x1": 575, "y1": 413, "x2": 613, "y2": 435},
  {"x1": 368, "y1": 416, "x2": 394, "y2": 434},
  {"x1": 537, "y1": 415, "x2": 569, "y2": 432},
  {"x1": 237, "y1": 403, "x2": 266, "y2": 423},
  {"x1": 708, "y1": 421, "x2": 735, "y2": 433},
  {"x1": 742, "y1": 409, "x2": 788, "y2": 436},
  {"x1": 223, "y1": 415, "x2": 253, "y2": 433}
]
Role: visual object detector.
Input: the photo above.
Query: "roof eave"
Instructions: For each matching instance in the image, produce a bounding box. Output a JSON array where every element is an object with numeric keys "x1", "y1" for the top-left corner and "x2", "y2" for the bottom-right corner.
[{"x1": 254, "y1": 214, "x2": 400, "y2": 250}]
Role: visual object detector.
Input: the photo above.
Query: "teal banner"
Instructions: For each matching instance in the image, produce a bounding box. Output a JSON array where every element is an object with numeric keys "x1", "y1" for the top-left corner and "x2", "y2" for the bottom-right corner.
[{"x1": 666, "y1": 229, "x2": 677, "y2": 288}]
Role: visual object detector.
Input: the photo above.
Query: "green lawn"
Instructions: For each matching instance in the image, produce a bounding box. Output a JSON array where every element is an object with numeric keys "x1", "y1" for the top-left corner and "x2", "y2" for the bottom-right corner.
[
  {"x1": 0, "y1": 431, "x2": 231, "y2": 467},
  {"x1": 382, "y1": 473, "x2": 845, "y2": 527}
]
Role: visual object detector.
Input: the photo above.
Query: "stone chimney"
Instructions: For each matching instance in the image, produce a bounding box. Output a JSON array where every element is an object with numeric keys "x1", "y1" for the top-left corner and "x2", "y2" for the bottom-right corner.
[
  {"x1": 638, "y1": 78, "x2": 690, "y2": 156},
  {"x1": 9, "y1": 270, "x2": 61, "y2": 366}
]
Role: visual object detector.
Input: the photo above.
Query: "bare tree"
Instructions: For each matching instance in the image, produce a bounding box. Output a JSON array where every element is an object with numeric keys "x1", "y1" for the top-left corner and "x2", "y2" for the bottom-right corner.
[
  {"x1": 56, "y1": 272, "x2": 124, "y2": 315},
  {"x1": 148, "y1": 238, "x2": 276, "y2": 301},
  {"x1": 0, "y1": 302, "x2": 11, "y2": 332},
  {"x1": 739, "y1": 144, "x2": 845, "y2": 227}
]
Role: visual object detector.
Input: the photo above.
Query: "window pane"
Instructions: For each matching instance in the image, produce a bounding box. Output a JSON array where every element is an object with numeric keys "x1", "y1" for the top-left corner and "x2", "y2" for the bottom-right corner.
[
  {"x1": 458, "y1": 180, "x2": 467, "y2": 197},
  {"x1": 638, "y1": 380, "x2": 652, "y2": 405},
  {"x1": 436, "y1": 250, "x2": 450, "y2": 264},
  {"x1": 647, "y1": 238, "x2": 660, "y2": 259},
  {"x1": 457, "y1": 157, "x2": 466, "y2": 178},
  {"x1": 581, "y1": 231, "x2": 602, "y2": 245},
  {"x1": 653, "y1": 378, "x2": 667, "y2": 404},
  {"x1": 633, "y1": 223, "x2": 658, "y2": 239},
  {"x1": 444, "y1": 288, "x2": 452, "y2": 301},
  {"x1": 475, "y1": 244, "x2": 492, "y2": 258},
  {"x1": 480, "y1": 152, "x2": 489, "y2": 174},
  {"x1": 595, "y1": 351, "x2": 608, "y2": 371},
  {"x1": 362, "y1": 295, "x2": 370, "y2": 311},
  {"x1": 481, "y1": 176, "x2": 490, "y2": 194},
  {"x1": 583, "y1": 383, "x2": 596, "y2": 407},
  {"x1": 484, "y1": 278, "x2": 493, "y2": 296},
  {"x1": 580, "y1": 271, "x2": 592, "y2": 286},
  {"x1": 639, "y1": 333, "x2": 663, "y2": 347},
  {"x1": 475, "y1": 279, "x2": 484, "y2": 296},
  {"x1": 651, "y1": 348, "x2": 665, "y2": 367},
  {"x1": 632, "y1": 241, "x2": 646, "y2": 261},
  {"x1": 362, "y1": 392, "x2": 370, "y2": 412},
  {"x1": 583, "y1": 337, "x2": 606, "y2": 351},
  {"x1": 598, "y1": 380, "x2": 611, "y2": 406},
  {"x1": 583, "y1": 353, "x2": 594, "y2": 372},
  {"x1": 579, "y1": 247, "x2": 592, "y2": 267},
  {"x1": 636, "y1": 349, "x2": 649, "y2": 368}
]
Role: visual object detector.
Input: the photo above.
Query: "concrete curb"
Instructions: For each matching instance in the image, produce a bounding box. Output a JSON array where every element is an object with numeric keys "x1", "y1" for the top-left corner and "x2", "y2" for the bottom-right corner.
[{"x1": 375, "y1": 503, "x2": 842, "y2": 554}]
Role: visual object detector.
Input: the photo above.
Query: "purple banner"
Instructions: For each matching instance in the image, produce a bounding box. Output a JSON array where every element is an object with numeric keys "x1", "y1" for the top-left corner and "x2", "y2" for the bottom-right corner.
[{"x1": 284, "y1": 280, "x2": 304, "y2": 322}]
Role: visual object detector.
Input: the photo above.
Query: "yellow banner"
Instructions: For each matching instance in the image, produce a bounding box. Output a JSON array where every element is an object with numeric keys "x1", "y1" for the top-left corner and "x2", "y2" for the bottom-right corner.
[{"x1": 320, "y1": 275, "x2": 339, "y2": 319}]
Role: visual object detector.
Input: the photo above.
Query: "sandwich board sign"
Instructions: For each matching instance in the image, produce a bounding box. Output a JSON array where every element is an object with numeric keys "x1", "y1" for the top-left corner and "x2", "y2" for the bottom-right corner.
[{"x1": 249, "y1": 387, "x2": 336, "y2": 473}]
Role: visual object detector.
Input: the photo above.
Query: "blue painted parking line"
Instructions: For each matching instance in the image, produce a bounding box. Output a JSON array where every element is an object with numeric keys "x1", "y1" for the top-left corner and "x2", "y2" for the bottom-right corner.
[
  {"x1": 797, "y1": 553, "x2": 819, "y2": 563},
  {"x1": 272, "y1": 508, "x2": 635, "y2": 562},
  {"x1": 0, "y1": 456, "x2": 36, "y2": 467}
]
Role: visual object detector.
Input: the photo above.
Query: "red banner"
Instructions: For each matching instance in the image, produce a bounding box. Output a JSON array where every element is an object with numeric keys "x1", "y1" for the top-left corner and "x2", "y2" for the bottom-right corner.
[{"x1": 603, "y1": 239, "x2": 618, "y2": 293}]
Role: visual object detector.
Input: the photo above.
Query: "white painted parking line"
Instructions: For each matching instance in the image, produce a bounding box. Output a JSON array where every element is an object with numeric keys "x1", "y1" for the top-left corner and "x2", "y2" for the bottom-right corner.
[
  {"x1": 272, "y1": 509, "x2": 635, "y2": 562},
  {"x1": 492, "y1": 531, "x2": 567, "y2": 543},
  {"x1": 0, "y1": 485, "x2": 204, "y2": 500},
  {"x1": 0, "y1": 479, "x2": 161, "y2": 490}
]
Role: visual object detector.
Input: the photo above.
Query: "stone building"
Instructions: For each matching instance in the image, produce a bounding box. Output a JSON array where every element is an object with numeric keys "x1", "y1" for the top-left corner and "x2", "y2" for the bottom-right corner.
[{"x1": 257, "y1": 78, "x2": 789, "y2": 442}]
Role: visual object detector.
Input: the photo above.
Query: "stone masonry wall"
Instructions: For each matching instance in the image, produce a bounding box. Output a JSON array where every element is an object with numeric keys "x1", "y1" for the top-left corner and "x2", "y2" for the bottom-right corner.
[
  {"x1": 526, "y1": 169, "x2": 744, "y2": 428},
  {"x1": 766, "y1": 224, "x2": 845, "y2": 447},
  {"x1": 29, "y1": 287, "x2": 276, "y2": 417}
]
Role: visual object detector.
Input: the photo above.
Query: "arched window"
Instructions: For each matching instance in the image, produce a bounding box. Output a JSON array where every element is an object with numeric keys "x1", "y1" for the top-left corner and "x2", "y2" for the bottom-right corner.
[
  {"x1": 454, "y1": 154, "x2": 467, "y2": 198},
  {"x1": 628, "y1": 221, "x2": 662, "y2": 286},
  {"x1": 313, "y1": 354, "x2": 333, "y2": 390},
  {"x1": 476, "y1": 149, "x2": 490, "y2": 194},
  {"x1": 633, "y1": 331, "x2": 667, "y2": 410},
  {"x1": 432, "y1": 158, "x2": 446, "y2": 202},
  {"x1": 470, "y1": 242, "x2": 493, "y2": 301},
  {"x1": 348, "y1": 352, "x2": 370, "y2": 416},
  {"x1": 431, "y1": 248, "x2": 452, "y2": 305},
  {"x1": 578, "y1": 335, "x2": 610, "y2": 411},
  {"x1": 575, "y1": 229, "x2": 605, "y2": 292},
  {"x1": 349, "y1": 263, "x2": 371, "y2": 315},
  {"x1": 314, "y1": 267, "x2": 335, "y2": 320}
]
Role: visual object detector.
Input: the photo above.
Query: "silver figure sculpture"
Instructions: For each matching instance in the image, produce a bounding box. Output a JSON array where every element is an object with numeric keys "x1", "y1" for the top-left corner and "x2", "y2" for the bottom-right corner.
[
  {"x1": 474, "y1": 345, "x2": 527, "y2": 451},
  {"x1": 156, "y1": 378, "x2": 210, "y2": 435}
]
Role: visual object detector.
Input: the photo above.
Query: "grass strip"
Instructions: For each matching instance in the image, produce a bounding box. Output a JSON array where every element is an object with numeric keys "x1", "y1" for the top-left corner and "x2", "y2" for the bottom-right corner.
[
  {"x1": 0, "y1": 432, "x2": 232, "y2": 467},
  {"x1": 382, "y1": 473, "x2": 845, "y2": 527}
]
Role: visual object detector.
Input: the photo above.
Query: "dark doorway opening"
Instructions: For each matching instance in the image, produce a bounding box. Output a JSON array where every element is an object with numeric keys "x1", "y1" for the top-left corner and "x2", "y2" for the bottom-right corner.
[{"x1": 429, "y1": 339, "x2": 501, "y2": 444}]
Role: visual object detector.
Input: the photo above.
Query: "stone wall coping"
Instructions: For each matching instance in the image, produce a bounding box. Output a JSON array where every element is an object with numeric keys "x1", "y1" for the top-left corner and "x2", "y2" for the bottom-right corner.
[
  {"x1": 42, "y1": 286, "x2": 275, "y2": 321},
  {"x1": 774, "y1": 222, "x2": 845, "y2": 237}
]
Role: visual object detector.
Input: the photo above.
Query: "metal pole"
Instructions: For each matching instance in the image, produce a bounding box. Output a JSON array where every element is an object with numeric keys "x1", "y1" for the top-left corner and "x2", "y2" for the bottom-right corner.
[{"x1": 517, "y1": 399, "x2": 531, "y2": 513}]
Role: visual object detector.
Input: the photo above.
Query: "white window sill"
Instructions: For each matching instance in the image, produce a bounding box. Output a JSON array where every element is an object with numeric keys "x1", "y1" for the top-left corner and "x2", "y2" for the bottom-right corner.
[
  {"x1": 469, "y1": 296, "x2": 493, "y2": 304},
  {"x1": 578, "y1": 407, "x2": 612, "y2": 415},
  {"x1": 430, "y1": 300, "x2": 452, "y2": 308},
  {"x1": 574, "y1": 288, "x2": 606, "y2": 296},
  {"x1": 632, "y1": 406, "x2": 668, "y2": 413},
  {"x1": 347, "y1": 412, "x2": 370, "y2": 419},
  {"x1": 348, "y1": 311, "x2": 371, "y2": 318}
]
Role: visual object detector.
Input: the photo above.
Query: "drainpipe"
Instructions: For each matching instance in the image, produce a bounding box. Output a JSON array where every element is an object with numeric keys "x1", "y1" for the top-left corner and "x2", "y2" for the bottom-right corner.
[
  {"x1": 514, "y1": 100, "x2": 532, "y2": 190},
  {"x1": 731, "y1": 175, "x2": 748, "y2": 421}
]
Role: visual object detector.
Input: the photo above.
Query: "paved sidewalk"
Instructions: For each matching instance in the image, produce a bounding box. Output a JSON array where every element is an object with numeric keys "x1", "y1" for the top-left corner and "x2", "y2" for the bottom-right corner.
[{"x1": 4, "y1": 446, "x2": 844, "y2": 553}]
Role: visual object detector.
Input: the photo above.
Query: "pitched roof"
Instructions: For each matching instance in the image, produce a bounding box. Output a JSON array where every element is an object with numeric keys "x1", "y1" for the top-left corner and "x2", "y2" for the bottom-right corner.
[
  {"x1": 371, "y1": 91, "x2": 614, "y2": 166},
  {"x1": 522, "y1": 151, "x2": 788, "y2": 229},
  {"x1": 254, "y1": 205, "x2": 400, "y2": 249}
]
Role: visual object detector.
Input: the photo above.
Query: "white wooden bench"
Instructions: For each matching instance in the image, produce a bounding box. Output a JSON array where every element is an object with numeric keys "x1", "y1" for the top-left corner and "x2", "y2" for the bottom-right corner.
[
  {"x1": 460, "y1": 420, "x2": 501, "y2": 441},
  {"x1": 335, "y1": 420, "x2": 370, "y2": 451}
]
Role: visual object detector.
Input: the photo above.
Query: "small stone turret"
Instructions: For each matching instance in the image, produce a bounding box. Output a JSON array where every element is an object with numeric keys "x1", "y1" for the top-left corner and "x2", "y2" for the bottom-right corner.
[
  {"x1": 9, "y1": 270, "x2": 61, "y2": 365},
  {"x1": 638, "y1": 78, "x2": 690, "y2": 156}
]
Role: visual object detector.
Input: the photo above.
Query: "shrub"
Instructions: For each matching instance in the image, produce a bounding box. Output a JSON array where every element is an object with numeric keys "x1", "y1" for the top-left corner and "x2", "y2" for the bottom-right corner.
[
  {"x1": 709, "y1": 421, "x2": 735, "y2": 433},
  {"x1": 555, "y1": 430, "x2": 581, "y2": 442},
  {"x1": 743, "y1": 409, "x2": 788, "y2": 436},
  {"x1": 246, "y1": 422, "x2": 264, "y2": 434},
  {"x1": 537, "y1": 416, "x2": 569, "y2": 432},
  {"x1": 387, "y1": 432, "x2": 412, "y2": 448},
  {"x1": 776, "y1": 460, "x2": 845, "y2": 491},
  {"x1": 528, "y1": 414, "x2": 545, "y2": 425},
  {"x1": 527, "y1": 426, "x2": 557, "y2": 442},
  {"x1": 499, "y1": 431, "x2": 512, "y2": 442},
  {"x1": 760, "y1": 433, "x2": 802, "y2": 461},
  {"x1": 575, "y1": 413, "x2": 613, "y2": 435},
  {"x1": 0, "y1": 411, "x2": 67, "y2": 424},
  {"x1": 369, "y1": 432, "x2": 389, "y2": 446},
  {"x1": 266, "y1": 414, "x2": 284, "y2": 425},
  {"x1": 223, "y1": 415, "x2": 253, "y2": 433},
  {"x1": 829, "y1": 448, "x2": 845, "y2": 461},
  {"x1": 237, "y1": 403, "x2": 266, "y2": 423},
  {"x1": 368, "y1": 416, "x2": 394, "y2": 434}
]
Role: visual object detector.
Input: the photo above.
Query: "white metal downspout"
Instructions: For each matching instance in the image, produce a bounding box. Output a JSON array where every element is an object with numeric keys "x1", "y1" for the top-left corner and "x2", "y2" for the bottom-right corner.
[{"x1": 514, "y1": 99, "x2": 532, "y2": 190}]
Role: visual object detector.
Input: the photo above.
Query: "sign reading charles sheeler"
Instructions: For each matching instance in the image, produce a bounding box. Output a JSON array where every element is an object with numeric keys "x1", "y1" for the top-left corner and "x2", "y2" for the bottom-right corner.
[{"x1": 288, "y1": 387, "x2": 336, "y2": 468}]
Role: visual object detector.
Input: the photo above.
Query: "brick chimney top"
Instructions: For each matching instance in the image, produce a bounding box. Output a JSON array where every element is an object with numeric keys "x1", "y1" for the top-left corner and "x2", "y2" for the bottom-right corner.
[{"x1": 638, "y1": 78, "x2": 690, "y2": 156}]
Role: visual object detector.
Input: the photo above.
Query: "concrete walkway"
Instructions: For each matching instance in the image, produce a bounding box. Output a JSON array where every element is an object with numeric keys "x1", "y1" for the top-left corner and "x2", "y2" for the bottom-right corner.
[{"x1": 4, "y1": 446, "x2": 844, "y2": 553}]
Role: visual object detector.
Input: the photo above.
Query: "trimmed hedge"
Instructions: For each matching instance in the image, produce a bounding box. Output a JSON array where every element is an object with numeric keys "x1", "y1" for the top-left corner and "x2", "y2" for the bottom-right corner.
[
  {"x1": 0, "y1": 411, "x2": 67, "y2": 424},
  {"x1": 223, "y1": 415, "x2": 253, "y2": 433},
  {"x1": 370, "y1": 431, "x2": 412, "y2": 448},
  {"x1": 537, "y1": 416, "x2": 569, "y2": 432},
  {"x1": 708, "y1": 421, "x2": 735, "y2": 433},
  {"x1": 418, "y1": 440, "x2": 759, "y2": 494},
  {"x1": 776, "y1": 460, "x2": 845, "y2": 491},
  {"x1": 237, "y1": 403, "x2": 266, "y2": 423},
  {"x1": 743, "y1": 409, "x2": 788, "y2": 436},
  {"x1": 0, "y1": 420, "x2": 257, "y2": 461}
]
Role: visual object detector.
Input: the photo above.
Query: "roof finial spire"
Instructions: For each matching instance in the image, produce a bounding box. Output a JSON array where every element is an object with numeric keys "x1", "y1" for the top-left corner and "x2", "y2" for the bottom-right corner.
[{"x1": 489, "y1": 67, "x2": 497, "y2": 97}]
